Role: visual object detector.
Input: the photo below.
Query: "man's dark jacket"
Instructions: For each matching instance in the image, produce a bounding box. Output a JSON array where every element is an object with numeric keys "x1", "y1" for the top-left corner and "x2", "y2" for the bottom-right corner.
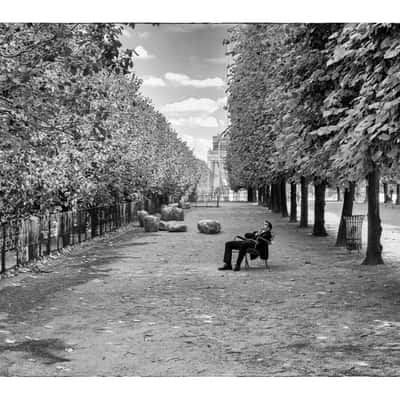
[{"x1": 244, "y1": 229, "x2": 272, "y2": 260}]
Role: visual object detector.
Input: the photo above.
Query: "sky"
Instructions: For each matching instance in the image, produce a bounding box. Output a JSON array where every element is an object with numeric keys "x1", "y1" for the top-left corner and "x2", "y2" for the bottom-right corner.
[{"x1": 119, "y1": 23, "x2": 230, "y2": 162}]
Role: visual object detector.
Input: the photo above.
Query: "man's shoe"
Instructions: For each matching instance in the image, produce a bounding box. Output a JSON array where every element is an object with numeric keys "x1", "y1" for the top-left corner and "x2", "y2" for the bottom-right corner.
[
  {"x1": 218, "y1": 264, "x2": 232, "y2": 271},
  {"x1": 233, "y1": 265, "x2": 241, "y2": 272}
]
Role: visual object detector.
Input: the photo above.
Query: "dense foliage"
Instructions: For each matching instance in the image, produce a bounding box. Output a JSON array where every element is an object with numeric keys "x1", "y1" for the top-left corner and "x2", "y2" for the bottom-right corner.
[
  {"x1": 225, "y1": 23, "x2": 400, "y2": 264},
  {"x1": 0, "y1": 23, "x2": 203, "y2": 219},
  {"x1": 225, "y1": 23, "x2": 400, "y2": 190}
]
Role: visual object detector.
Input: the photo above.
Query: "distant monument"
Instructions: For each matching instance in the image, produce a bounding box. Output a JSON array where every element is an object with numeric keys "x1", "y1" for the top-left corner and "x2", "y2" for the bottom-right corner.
[
  {"x1": 206, "y1": 134, "x2": 228, "y2": 199},
  {"x1": 205, "y1": 134, "x2": 246, "y2": 201}
]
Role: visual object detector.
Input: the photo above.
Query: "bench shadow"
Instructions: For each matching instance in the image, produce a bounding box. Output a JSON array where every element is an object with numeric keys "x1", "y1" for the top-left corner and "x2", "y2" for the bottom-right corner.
[{"x1": 242, "y1": 262, "x2": 292, "y2": 273}]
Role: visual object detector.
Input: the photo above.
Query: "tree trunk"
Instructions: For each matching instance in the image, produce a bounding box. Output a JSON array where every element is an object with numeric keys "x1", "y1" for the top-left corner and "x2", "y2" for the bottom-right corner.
[
  {"x1": 247, "y1": 187, "x2": 254, "y2": 202},
  {"x1": 156, "y1": 194, "x2": 164, "y2": 213},
  {"x1": 383, "y1": 182, "x2": 390, "y2": 203},
  {"x1": 299, "y1": 176, "x2": 308, "y2": 228},
  {"x1": 276, "y1": 181, "x2": 282, "y2": 213},
  {"x1": 270, "y1": 184, "x2": 276, "y2": 211},
  {"x1": 396, "y1": 184, "x2": 400, "y2": 205},
  {"x1": 336, "y1": 182, "x2": 355, "y2": 247},
  {"x1": 336, "y1": 187, "x2": 341, "y2": 202},
  {"x1": 364, "y1": 184, "x2": 368, "y2": 203},
  {"x1": 313, "y1": 181, "x2": 327, "y2": 236},
  {"x1": 289, "y1": 183, "x2": 297, "y2": 222},
  {"x1": 271, "y1": 183, "x2": 280, "y2": 213},
  {"x1": 362, "y1": 168, "x2": 384, "y2": 265},
  {"x1": 261, "y1": 185, "x2": 265, "y2": 206},
  {"x1": 259, "y1": 185, "x2": 265, "y2": 206},
  {"x1": 90, "y1": 208, "x2": 98, "y2": 238},
  {"x1": 280, "y1": 179, "x2": 288, "y2": 218},
  {"x1": 265, "y1": 184, "x2": 271, "y2": 209}
]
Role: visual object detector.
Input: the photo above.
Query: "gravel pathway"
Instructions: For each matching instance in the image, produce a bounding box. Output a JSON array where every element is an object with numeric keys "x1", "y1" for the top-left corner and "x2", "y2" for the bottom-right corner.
[{"x1": 1, "y1": 202, "x2": 400, "y2": 376}]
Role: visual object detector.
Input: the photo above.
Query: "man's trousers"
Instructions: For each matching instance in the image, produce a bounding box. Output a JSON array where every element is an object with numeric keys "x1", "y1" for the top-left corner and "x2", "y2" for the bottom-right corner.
[{"x1": 223, "y1": 240, "x2": 255, "y2": 267}]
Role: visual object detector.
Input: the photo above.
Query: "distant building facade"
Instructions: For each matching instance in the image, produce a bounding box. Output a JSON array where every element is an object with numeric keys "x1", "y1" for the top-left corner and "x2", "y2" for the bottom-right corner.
[
  {"x1": 207, "y1": 134, "x2": 229, "y2": 197},
  {"x1": 205, "y1": 134, "x2": 247, "y2": 201}
]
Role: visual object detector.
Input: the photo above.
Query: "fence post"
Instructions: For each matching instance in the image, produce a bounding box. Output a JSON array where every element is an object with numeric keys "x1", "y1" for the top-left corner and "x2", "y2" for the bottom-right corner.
[
  {"x1": 71, "y1": 211, "x2": 75, "y2": 245},
  {"x1": 28, "y1": 216, "x2": 40, "y2": 261},
  {"x1": 27, "y1": 218, "x2": 33, "y2": 261},
  {"x1": 91, "y1": 208, "x2": 97, "y2": 238},
  {"x1": 35, "y1": 216, "x2": 40, "y2": 259},
  {"x1": 99, "y1": 208, "x2": 103, "y2": 236},
  {"x1": 1, "y1": 224, "x2": 6, "y2": 274},
  {"x1": 65, "y1": 212, "x2": 71, "y2": 247},
  {"x1": 47, "y1": 216, "x2": 51, "y2": 255},
  {"x1": 38, "y1": 215, "x2": 42, "y2": 257},
  {"x1": 84, "y1": 210, "x2": 88, "y2": 241},
  {"x1": 77, "y1": 211, "x2": 81, "y2": 244},
  {"x1": 57, "y1": 213, "x2": 62, "y2": 251},
  {"x1": 15, "y1": 221, "x2": 20, "y2": 266}
]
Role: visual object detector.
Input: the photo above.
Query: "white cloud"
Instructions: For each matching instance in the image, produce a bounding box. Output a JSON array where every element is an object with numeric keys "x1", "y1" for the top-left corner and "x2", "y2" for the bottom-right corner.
[
  {"x1": 134, "y1": 45, "x2": 155, "y2": 59},
  {"x1": 142, "y1": 76, "x2": 166, "y2": 87},
  {"x1": 218, "y1": 119, "x2": 228, "y2": 128},
  {"x1": 169, "y1": 116, "x2": 219, "y2": 128},
  {"x1": 178, "y1": 133, "x2": 211, "y2": 161},
  {"x1": 217, "y1": 96, "x2": 227, "y2": 108},
  {"x1": 161, "y1": 97, "x2": 222, "y2": 115},
  {"x1": 165, "y1": 72, "x2": 225, "y2": 88},
  {"x1": 138, "y1": 31, "x2": 150, "y2": 38}
]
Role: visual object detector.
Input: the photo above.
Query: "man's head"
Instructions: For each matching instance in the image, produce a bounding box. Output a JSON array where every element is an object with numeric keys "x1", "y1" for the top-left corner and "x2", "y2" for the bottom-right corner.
[{"x1": 264, "y1": 220, "x2": 272, "y2": 231}]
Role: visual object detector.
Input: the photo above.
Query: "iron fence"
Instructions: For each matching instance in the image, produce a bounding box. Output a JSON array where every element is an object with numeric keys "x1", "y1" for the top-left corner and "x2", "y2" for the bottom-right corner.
[
  {"x1": 190, "y1": 190, "x2": 251, "y2": 207},
  {"x1": 191, "y1": 193, "x2": 221, "y2": 207},
  {"x1": 0, "y1": 201, "x2": 140, "y2": 274}
]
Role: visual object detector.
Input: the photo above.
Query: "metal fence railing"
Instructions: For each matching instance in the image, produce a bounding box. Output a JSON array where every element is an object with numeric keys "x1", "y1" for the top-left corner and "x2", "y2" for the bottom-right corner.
[
  {"x1": 191, "y1": 193, "x2": 221, "y2": 207},
  {"x1": 0, "y1": 201, "x2": 140, "y2": 274}
]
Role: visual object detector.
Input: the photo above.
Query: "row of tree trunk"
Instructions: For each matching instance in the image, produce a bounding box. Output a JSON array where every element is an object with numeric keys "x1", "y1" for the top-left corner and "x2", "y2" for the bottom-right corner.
[
  {"x1": 253, "y1": 172, "x2": 384, "y2": 265},
  {"x1": 256, "y1": 177, "x2": 325, "y2": 234}
]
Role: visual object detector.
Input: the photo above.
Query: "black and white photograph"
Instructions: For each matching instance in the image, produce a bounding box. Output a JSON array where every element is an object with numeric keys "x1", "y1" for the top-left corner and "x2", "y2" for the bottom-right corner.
[{"x1": 1, "y1": 0, "x2": 400, "y2": 396}]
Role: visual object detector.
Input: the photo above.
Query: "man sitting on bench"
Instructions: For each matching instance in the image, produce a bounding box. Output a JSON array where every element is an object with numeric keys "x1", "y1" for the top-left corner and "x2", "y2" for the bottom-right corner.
[{"x1": 219, "y1": 220, "x2": 273, "y2": 272}]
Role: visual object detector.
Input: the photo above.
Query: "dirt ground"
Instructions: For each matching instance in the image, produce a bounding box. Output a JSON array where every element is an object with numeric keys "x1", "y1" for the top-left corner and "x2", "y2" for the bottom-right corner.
[{"x1": 1, "y1": 202, "x2": 400, "y2": 376}]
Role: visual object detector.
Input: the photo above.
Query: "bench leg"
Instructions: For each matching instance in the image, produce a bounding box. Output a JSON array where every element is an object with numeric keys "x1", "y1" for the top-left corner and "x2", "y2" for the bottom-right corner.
[{"x1": 244, "y1": 254, "x2": 250, "y2": 269}]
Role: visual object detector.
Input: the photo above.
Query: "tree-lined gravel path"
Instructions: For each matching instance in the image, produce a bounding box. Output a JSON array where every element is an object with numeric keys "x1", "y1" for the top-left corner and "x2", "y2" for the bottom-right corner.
[{"x1": 1, "y1": 203, "x2": 400, "y2": 376}]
